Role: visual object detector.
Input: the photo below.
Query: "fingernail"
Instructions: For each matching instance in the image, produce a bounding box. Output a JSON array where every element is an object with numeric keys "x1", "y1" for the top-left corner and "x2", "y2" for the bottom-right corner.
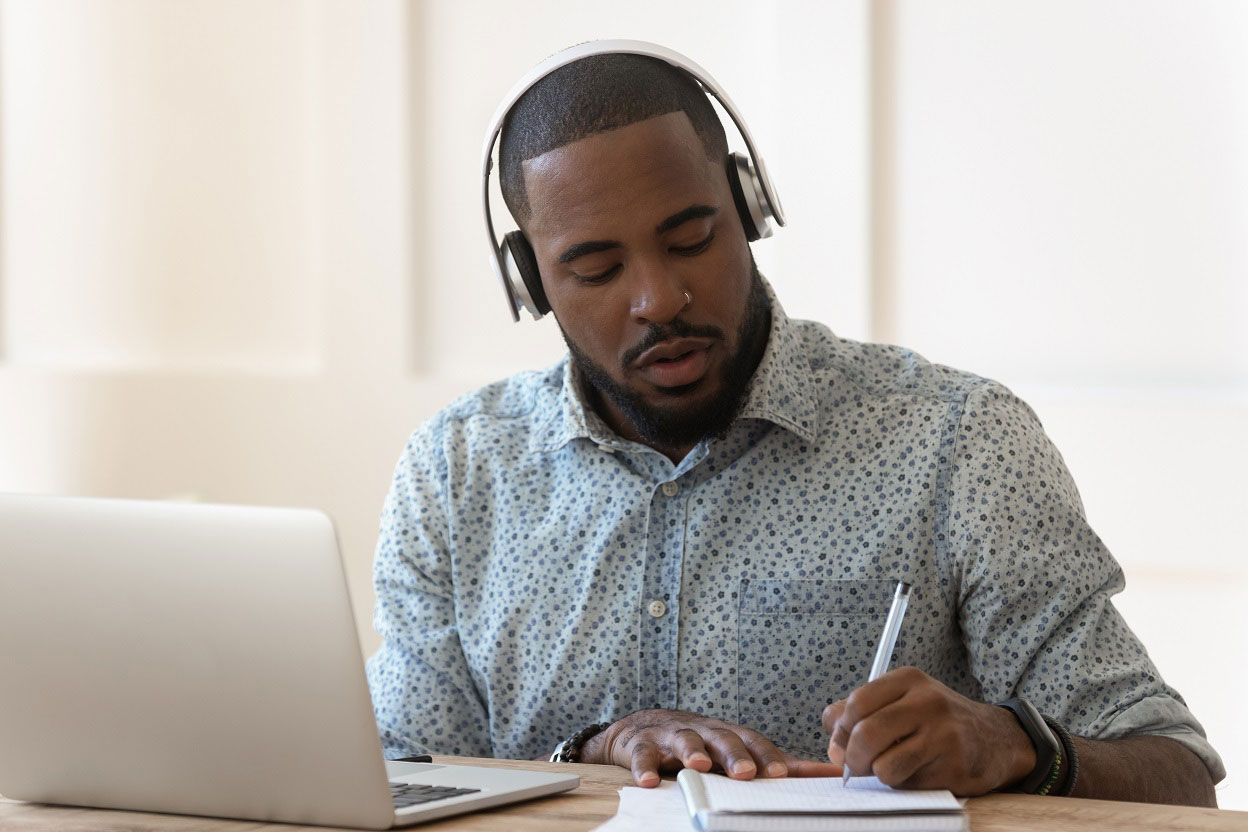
[
  {"x1": 766, "y1": 762, "x2": 787, "y2": 777},
  {"x1": 639, "y1": 771, "x2": 659, "y2": 786},
  {"x1": 731, "y1": 760, "x2": 756, "y2": 776},
  {"x1": 689, "y1": 753, "x2": 711, "y2": 767}
]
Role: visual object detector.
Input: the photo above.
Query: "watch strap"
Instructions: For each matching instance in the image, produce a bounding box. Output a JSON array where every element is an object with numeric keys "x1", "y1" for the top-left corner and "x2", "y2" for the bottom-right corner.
[{"x1": 996, "y1": 697, "x2": 1062, "y2": 795}]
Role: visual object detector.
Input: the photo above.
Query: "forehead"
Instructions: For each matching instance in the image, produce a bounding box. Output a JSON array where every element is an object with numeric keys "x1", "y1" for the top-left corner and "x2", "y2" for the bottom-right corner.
[{"x1": 521, "y1": 111, "x2": 720, "y2": 242}]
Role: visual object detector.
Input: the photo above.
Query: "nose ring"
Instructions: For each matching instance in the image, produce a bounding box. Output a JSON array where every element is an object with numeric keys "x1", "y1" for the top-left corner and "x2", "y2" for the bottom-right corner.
[{"x1": 682, "y1": 290, "x2": 692, "y2": 307}]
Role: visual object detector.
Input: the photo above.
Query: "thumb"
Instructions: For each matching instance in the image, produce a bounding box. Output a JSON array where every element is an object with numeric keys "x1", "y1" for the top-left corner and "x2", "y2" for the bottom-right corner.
[{"x1": 821, "y1": 699, "x2": 847, "y2": 735}]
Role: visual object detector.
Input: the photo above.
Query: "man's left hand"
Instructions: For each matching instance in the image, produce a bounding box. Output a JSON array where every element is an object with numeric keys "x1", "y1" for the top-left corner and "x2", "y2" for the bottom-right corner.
[{"x1": 822, "y1": 667, "x2": 1037, "y2": 795}]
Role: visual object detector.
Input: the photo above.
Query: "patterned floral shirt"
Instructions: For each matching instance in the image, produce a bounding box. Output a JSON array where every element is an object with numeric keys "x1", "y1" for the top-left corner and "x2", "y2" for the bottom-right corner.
[{"x1": 365, "y1": 285, "x2": 1223, "y2": 781}]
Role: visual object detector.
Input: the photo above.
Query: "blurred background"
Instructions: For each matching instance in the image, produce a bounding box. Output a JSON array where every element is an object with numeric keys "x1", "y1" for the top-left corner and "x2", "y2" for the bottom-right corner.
[{"x1": 1, "y1": 0, "x2": 1243, "y2": 808}]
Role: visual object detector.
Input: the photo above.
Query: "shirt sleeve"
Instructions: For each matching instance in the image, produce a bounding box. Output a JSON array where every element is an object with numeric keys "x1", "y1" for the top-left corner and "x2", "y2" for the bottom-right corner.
[
  {"x1": 365, "y1": 422, "x2": 492, "y2": 759},
  {"x1": 947, "y1": 381, "x2": 1225, "y2": 783}
]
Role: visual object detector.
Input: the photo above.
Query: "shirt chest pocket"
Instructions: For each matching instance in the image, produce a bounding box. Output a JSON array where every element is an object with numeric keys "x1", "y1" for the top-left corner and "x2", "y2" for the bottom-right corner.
[{"x1": 736, "y1": 578, "x2": 894, "y2": 760}]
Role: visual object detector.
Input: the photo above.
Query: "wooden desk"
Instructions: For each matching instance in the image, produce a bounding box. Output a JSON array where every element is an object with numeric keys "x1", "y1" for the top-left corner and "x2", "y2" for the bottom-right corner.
[{"x1": 1, "y1": 755, "x2": 1243, "y2": 831}]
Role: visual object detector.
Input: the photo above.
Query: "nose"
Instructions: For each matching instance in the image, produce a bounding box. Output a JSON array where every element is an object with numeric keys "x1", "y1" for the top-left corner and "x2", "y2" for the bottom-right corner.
[{"x1": 627, "y1": 259, "x2": 688, "y2": 325}]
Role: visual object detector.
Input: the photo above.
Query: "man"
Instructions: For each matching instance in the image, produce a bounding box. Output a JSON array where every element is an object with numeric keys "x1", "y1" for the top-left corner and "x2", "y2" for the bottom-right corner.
[{"x1": 366, "y1": 45, "x2": 1223, "y2": 805}]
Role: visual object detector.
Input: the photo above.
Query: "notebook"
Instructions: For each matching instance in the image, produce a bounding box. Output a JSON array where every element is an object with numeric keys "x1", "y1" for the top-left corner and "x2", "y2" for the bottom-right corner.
[{"x1": 677, "y1": 770, "x2": 967, "y2": 832}]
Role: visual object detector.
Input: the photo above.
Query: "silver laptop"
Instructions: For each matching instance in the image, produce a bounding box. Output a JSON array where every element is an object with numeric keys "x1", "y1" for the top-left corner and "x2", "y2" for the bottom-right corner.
[{"x1": 0, "y1": 493, "x2": 578, "y2": 828}]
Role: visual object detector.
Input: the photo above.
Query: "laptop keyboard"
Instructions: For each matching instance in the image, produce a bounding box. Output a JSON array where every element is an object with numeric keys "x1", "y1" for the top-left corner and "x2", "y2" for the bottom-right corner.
[{"x1": 389, "y1": 781, "x2": 482, "y2": 809}]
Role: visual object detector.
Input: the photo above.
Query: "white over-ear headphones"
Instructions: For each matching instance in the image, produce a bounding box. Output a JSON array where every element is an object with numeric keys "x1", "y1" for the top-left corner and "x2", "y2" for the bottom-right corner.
[{"x1": 481, "y1": 39, "x2": 786, "y2": 322}]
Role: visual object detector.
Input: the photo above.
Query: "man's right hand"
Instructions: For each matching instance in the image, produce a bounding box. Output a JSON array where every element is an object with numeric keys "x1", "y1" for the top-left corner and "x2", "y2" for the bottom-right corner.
[{"x1": 579, "y1": 709, "x2": 841, "y2": 787}]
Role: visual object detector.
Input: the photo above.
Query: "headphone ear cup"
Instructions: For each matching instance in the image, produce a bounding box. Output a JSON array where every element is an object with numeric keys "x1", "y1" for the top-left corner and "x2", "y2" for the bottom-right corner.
[
  {"x1": 725, "y1": 152, "x2": 773, "y2": 243},
  {"x1": 502, "y1": 230, "x2": 551, "y2": 318}
]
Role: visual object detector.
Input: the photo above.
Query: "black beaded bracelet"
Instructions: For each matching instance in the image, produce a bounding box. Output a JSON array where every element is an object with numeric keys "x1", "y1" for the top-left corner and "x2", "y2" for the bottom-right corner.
[
  {"x1": 549, "y1": 722, "x2": 611, "y2": 763},
  {"x1": 1033, "y1": 745, "x2": 1063, "y2": 796},
  {"x1": 1044, "y1": 716, "x2": 1080, "y2": 797}
]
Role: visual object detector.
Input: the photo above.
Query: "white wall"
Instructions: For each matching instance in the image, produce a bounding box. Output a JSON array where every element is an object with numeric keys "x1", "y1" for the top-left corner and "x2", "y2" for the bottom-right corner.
[
  {"x1": 0, "y1": 0, "x2": 426, "y2": 662},
  {"x1": 883, "y1": 0, "x2": 1248, "y2": 808},
  {"x1": 0, "y1": 0, "x2": 1243, "y2": 809},
  {"x1": 1, "y1": 1, "x2": 323, "y2": 372}
]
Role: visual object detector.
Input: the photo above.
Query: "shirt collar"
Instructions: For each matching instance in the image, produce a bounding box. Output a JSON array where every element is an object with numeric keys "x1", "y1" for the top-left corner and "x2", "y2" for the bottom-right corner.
[
  {"x1": 531, "y1": 279, "x2": 818, "y2": 454},
  {"x1": 735, "y1": 282, "x2": 819, "y2": 443},
  {"x1": 529, "y1": 359, "x2": 621, "y2": 454}
]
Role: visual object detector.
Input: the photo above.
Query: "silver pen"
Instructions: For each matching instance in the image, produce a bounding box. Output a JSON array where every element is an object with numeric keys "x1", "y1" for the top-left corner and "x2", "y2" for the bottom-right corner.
[{"x1": 842, "y1": 580, "x2": 912, "y2": 784}]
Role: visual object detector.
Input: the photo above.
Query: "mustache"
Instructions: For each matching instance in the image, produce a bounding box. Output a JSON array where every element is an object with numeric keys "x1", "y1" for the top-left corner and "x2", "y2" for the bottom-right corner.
[{"x1": 622, "y1": 318, "x2": 725, "y2": 368}]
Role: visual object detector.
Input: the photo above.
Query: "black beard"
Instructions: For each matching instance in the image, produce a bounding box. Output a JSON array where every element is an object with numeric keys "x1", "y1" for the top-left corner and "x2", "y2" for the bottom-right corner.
[{"x1": 560, "y1": 263, "x2": 772, "y2": 455}]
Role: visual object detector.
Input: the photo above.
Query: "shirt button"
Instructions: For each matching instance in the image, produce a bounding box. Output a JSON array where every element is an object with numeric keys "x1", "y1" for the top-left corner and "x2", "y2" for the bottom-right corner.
[
  {"x1": 660, "y1": 481, "x2": 680, "y2": 497},
  {"x1": 647, "y1": 599, "x2": 667, "y2": 618}
]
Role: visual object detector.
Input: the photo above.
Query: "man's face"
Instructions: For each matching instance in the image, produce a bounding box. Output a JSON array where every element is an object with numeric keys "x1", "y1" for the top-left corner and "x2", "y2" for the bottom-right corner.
[{"x1": 521, "y1": 111, "x2": 769, "y2": 451}]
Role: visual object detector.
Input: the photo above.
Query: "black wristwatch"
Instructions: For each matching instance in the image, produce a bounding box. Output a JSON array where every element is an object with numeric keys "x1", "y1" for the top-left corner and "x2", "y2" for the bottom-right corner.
[{"x1": 996, "y1": 697, "x2": 1063, "y2": 795}]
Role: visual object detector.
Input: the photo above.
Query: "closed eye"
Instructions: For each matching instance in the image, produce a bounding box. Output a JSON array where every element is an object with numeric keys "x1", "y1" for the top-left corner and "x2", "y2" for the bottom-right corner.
[
  {"x1": 574, "y1": 231, "x2": 713, "y2": 282},
  {"x1": 671, "y1": 231, "x2": 715, "y2": 256},
  {"x1": 573, "y1": 264, "x2": 622, "y2": 285}
]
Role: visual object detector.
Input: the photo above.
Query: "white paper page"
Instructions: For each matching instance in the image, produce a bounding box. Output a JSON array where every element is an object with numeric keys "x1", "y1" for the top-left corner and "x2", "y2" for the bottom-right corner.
[
  {"x1": 699, "y1": 773, "x2": 962, "y2": 813},
  {"x1": 590, "y1": 781, "x2": 690, "y2": 832}
]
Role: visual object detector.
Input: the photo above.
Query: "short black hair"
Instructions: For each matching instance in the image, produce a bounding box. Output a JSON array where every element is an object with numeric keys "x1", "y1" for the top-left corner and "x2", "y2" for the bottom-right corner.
[{"x1": 499, "y1": 52, "x2": 730, "y2": 224}]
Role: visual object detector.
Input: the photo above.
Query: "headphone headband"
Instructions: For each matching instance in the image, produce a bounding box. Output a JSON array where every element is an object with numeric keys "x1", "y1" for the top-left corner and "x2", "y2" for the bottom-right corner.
[{"x1": 482, "y1": 39, "x2": 784, "y2": 321}]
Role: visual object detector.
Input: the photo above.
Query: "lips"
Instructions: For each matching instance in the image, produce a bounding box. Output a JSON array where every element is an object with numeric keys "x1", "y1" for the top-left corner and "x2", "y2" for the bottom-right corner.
[{"x1": 633, "y1": 338, "x2": 714, "y2": 389}]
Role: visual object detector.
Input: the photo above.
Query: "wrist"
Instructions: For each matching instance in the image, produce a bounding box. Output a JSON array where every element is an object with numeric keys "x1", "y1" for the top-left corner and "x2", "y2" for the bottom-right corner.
[{"x1": 571, "y1": 721, "x2": 616, "y2": 765}]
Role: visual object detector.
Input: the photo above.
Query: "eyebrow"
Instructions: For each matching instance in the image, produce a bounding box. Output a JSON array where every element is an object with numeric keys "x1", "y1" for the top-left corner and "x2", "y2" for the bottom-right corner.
[
  {"x1": 656, "y1": 204, "x2": 718, "y2": 235},
  {"x1": 555, "y1": 204, "x2": 720, "y2": 265},
  {"x1": 557, "y1": 239, "x2": 621, "y2": 264}
]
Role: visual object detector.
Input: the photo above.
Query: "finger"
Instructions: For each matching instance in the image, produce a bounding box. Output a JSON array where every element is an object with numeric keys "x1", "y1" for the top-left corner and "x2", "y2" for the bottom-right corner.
[
  {"x1": 895, "y1": 753, "x2": 948, "y2": 792},
  {"x1": 701, "y1": 727, "x2": 758, "y2": 779},
  {"x1": 735, "y1": 727, "x2": 790, "y2": 778},
  {"x1": 826, "y1": 736, "x2": 845, "y2": 765},
  {"x1": 843, "y1": 700, "x2": 924, "y2": 779},
  {"x1": 629, "y1": 739, "x2": 663, "y2": 788},
  {"x1": 669, "y1": 727, "x2": 713, "y2": 772},
  {"x1": 822, "y1": 700, "x2": 846, "y2": 735},
  {"x1": 867, "y1": 730, "x2": 935, "y2": 788},
  {"x1": 783, "y1": 753, "x2": 842, "y2": 778},
  {"x1": 834, "y1": 667, "x2": 926, "y2": 748}
]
